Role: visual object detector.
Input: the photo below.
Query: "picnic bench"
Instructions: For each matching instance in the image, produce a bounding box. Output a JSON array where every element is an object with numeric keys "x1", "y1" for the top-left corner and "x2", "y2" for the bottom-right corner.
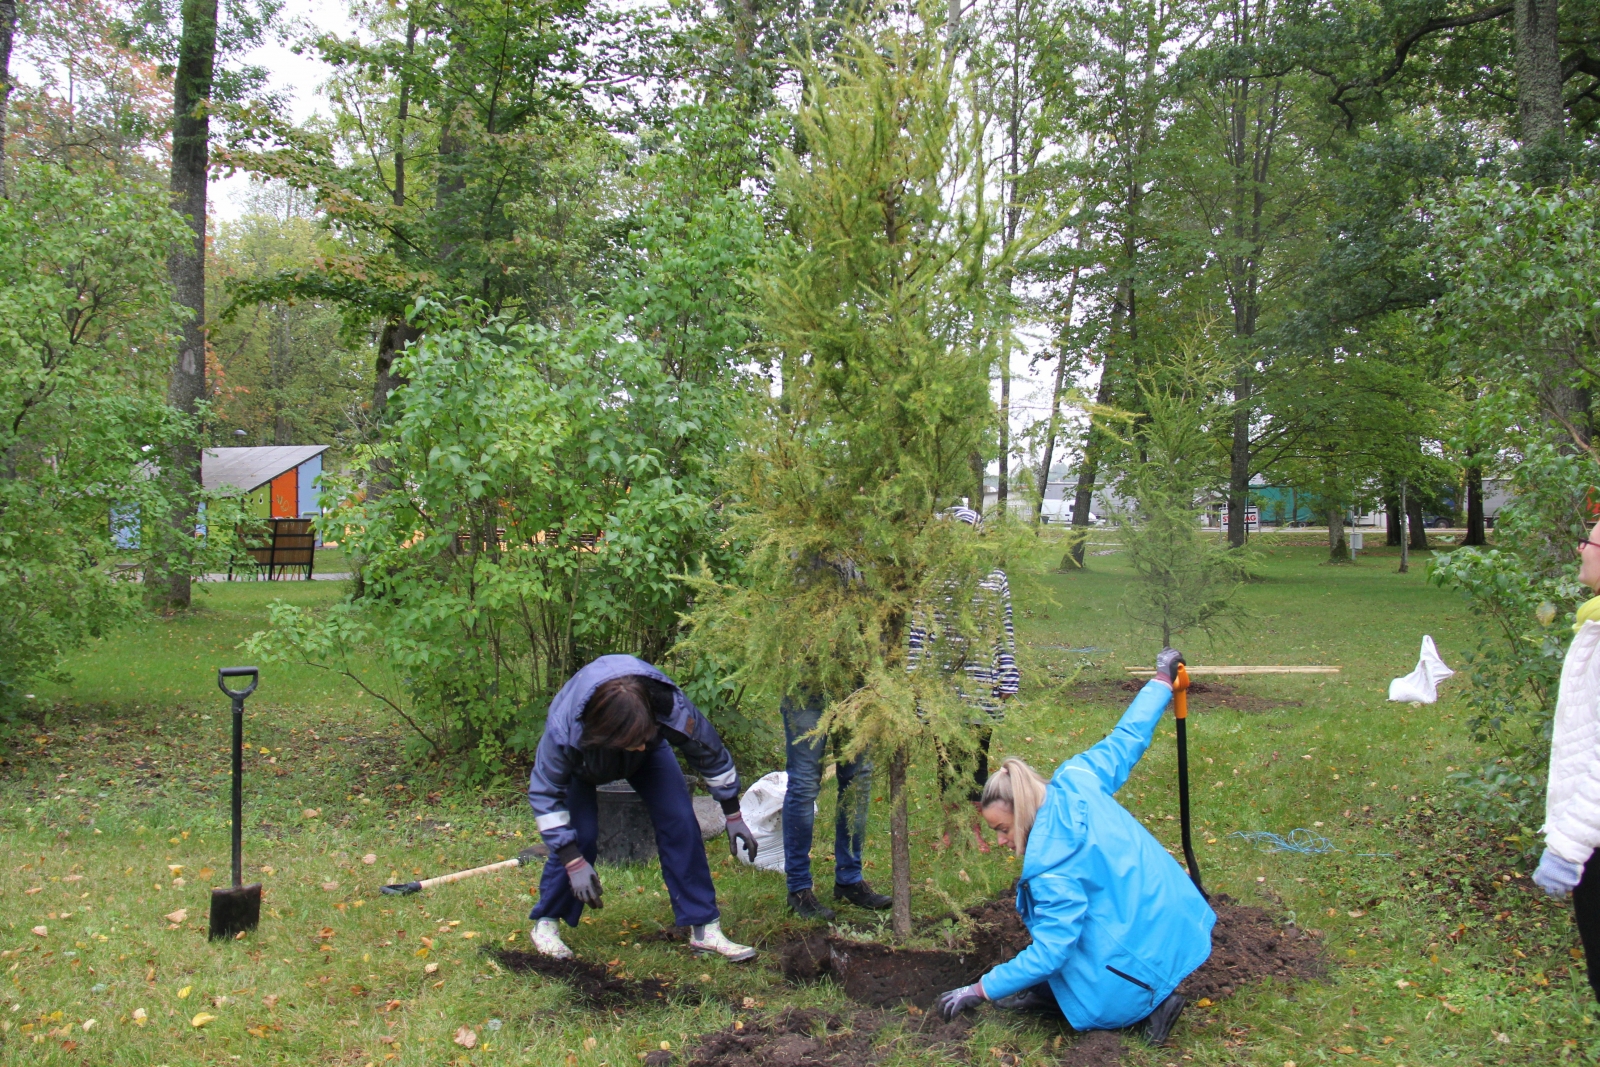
[{"x1": 231, "y1": 517, "x2": 316, "y2": 580}]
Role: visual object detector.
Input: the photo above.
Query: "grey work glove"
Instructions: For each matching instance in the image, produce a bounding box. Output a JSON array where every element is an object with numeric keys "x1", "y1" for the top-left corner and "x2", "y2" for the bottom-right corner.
[
  {"x1": 1533, "y1": 848, "x2": 1584, "y2": 897},
  {"x1": 565, "y1": 856, "x2": 604, "y2": 908},
  {"x1": 936, "y1": 981, "x2": 986, "y2": 1021},
  {"x1": 1154, "y1": 647, "x2": 1185, "y2": 687},
  {"x1": 726, "y1": 814, "x2": 759, "y2": 863}
]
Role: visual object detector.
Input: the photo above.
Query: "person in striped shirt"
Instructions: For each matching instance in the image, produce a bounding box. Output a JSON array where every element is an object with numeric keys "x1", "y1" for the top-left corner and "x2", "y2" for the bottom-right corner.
[{"x1": 908, "y1": 505, "x2": 1021, "y2": 851}]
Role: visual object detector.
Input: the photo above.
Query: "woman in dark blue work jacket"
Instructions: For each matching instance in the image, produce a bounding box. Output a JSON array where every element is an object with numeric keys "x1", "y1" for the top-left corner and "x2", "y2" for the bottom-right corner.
[
  {"x1": 936, "y1": 648, "x2": 1214, "y2": 1046},
  {"x1": 526, "y1": 655, "x2": 759, "y2": 961}
]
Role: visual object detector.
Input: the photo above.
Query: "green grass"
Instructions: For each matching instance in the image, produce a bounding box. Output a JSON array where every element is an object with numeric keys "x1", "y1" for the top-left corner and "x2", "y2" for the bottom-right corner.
[{"x1": 0, "y1": 539, "x2": 1587, "y2": 1064}]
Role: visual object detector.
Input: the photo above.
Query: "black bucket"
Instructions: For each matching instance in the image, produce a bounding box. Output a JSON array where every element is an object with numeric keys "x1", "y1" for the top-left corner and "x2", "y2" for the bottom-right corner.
[{"x1": 596, "y1": 781, "x2": 658, "y2": 864}]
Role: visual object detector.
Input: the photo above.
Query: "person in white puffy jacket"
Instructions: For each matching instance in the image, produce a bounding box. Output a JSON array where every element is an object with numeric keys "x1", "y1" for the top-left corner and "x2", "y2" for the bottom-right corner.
[{"x1": 1533, "y1": 516, "x2": 1600, "y2": 1003}]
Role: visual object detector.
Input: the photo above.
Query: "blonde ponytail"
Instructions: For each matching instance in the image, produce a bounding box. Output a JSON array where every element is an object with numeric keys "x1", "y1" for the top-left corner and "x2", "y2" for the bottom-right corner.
[{"x1": 979, "y1": 758, "x2": 1048, "y2": 857}]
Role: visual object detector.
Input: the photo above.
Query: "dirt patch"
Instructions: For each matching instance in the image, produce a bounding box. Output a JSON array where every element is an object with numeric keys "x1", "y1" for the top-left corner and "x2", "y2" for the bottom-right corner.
[
  {"x1": 779, "y1": 899, "x2": 1029, "y2": 1009},
  {"x1": 492, "y1": 949, "x2": 679, "y2": 1008},
  {"x1": 1068, "y1": 678, "x2": 1300, "y2": 714},
  {"x1": 1177, "y1": 894, "x2": 1325, "y2": 1000},
  {"x1": 682, "y1": 1007, "x2": 975, "y2": 1067},
  {"x1": 780, "y1": 896, "x2": 1322, "y2": 1011},
  {"x1": 1056, "y1": 1030, "x2": 1126, "y2": 1067}
]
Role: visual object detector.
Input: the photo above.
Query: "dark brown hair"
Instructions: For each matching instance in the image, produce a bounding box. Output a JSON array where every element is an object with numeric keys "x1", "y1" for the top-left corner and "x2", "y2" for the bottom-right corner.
[{"x1": 580, "y1": 676, "x2": 659, "y2": 750}]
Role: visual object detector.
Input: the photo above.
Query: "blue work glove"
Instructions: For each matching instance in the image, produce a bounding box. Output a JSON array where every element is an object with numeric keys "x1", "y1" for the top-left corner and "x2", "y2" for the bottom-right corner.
[
  {"x1": 726, "y1": 814, "x2": 758, "y2": 863},
  {"x1": 565, "y1": 856, "x2": 604, "y2": 908},
  {"x1": 1533, "y1": 848, "x2": 1584, "y2": 897},
  {"x1": 1155, "y1": 647, "x2": 1185, "y2": 687},
  {"x1": 936, "y1": 981, "x2": 986, "y2": 1021}
]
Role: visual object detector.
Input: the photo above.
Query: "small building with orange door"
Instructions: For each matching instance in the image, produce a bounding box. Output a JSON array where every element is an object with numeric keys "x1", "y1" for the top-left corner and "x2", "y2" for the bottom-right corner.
[{"x1": 202, "y1": 445, "x2": 331, "y2": 520}]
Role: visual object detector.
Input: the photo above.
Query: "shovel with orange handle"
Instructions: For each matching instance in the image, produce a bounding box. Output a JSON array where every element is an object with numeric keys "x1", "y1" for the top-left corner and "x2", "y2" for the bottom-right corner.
[{"x1": 1172, "y1": 663, "x2": 1208, "y2": 900}]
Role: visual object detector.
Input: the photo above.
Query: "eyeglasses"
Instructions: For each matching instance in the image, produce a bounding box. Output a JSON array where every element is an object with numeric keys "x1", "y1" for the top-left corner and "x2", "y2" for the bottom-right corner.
[{"x1": 1580, "y1": 538, "x2": 1600, "y2": 552}]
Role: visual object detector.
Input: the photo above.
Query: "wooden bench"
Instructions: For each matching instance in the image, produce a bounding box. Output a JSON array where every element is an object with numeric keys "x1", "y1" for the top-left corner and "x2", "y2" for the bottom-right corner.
[{"x1": 232, "y1": 518, "x2": 316, "y2": 580}]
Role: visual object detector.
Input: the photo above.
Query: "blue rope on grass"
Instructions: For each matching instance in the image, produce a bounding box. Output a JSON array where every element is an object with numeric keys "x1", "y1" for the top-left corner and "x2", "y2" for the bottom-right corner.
[{"x1": 1229, "y1": 829, "x2": 1394, "y2": 858}]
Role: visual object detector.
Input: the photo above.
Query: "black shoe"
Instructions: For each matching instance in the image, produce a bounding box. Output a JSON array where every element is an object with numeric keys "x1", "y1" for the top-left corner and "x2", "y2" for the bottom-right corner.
[
  {"x1": 1139, "y1": 993, "x2": 1185, "y2": 1046},
  {"x1": 788, "y1": 888, "x2": 836, "y2": 921},
  {"x1": 992, "y1": 987, "x2": 1061, "y2": 1016},
  {"x1": 833, "y1": 879, "x2": 892, "y2": 910}
]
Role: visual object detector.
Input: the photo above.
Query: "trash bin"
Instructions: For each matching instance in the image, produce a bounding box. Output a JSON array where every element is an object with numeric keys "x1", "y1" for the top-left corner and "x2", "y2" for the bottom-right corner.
[{"x1": 595, "y1": 780, "x2": 723, "y2": 864}]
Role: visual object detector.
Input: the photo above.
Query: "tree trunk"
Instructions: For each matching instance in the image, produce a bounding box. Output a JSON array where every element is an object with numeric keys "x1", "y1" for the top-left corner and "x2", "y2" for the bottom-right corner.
[
  {"x1": 968, "y1": 450, "x2": 985, "y2": 514},
  {"x1": 1407, "y1": 492, "x2": 1429, "y2": 550},
  {"x1": 0, "y1": 0, "x2": 16, "y2": 200},
  {"x1": 1227, "y1": 361, "x2": 1252, "y2": 548},
  {"x1": 1514, "y1": 0, "x2": 1564, "y2": 147},
  {"x1": 1035, "y1": 267, "x2": 1080, "y2": 527},
  {"x1": 889, "y1": 745, "x2": 912, "y2": 939},
  {"x1": 1327, "y1": 505, "x2": 1347, "y2": 562},
  {"x1": 156, "y1": 0, "x2": 221, "y2": 611},
  {"x1": 1398, "y1": 479, "x2": 1410, "y2": 573},
  {"x1": 997, "y1": 353, "x2": 1010, "y2": 514},
  {"x1": 1464, "y1": 465, "x2": 1486, "y2": 545},
  {"x1": 1385, "y1": 493, "x2": 1402, "y2": 546},
  {"x1": 368, "y1": 315, "x2": 418, "y2": 499}
]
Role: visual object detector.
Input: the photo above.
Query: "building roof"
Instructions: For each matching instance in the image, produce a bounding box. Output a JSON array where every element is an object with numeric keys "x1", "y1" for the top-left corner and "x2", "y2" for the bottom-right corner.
[{"x1": 202, "y1": 446, "x2": 330, "y2": 494}]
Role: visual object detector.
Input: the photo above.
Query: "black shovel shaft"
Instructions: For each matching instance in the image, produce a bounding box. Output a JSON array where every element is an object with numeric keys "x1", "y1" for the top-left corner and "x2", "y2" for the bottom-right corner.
[
  {"x1": 231, "y1": 694, "x2": 244, "y2": 888},
  {"x1": 1175, "y1": 715, "x2": 1204, "y2": 896},
  {"x1": 217, "y1": 668, "x2": 257, "y2": 891}
]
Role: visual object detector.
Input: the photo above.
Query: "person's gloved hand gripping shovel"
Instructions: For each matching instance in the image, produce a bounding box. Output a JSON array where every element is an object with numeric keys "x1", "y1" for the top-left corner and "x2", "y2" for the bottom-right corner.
[{"x1": 934, "y1": 647, "x2": 1214, "y2": 1048}]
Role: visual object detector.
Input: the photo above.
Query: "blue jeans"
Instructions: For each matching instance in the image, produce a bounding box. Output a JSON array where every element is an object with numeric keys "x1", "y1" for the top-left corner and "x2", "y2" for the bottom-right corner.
[
  {"x1": 782, "y1": 693, "x2": 872, "y2": 895},
  {"x1": 529, "y1": 739, "x2": 719, "y2": 928}
]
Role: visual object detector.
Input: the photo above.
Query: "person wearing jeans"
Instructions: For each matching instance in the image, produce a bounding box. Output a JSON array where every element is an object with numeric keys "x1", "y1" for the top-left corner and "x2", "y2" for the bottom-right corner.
[{"x1": 782, "y1": 690, "x2": 891, "y2": 919}]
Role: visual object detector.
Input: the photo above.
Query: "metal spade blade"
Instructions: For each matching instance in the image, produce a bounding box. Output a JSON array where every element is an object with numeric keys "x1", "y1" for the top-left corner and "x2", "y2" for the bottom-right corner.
[{"x1": 208, "y1": 883, "x2": 262, "y2": 940}]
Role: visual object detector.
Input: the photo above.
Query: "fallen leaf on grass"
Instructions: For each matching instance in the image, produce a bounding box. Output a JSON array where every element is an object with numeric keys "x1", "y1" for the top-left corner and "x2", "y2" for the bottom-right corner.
[
  {"x1": 1346, "y1": 910, "x2": 1365, "y2": 918},
  {"x1": 320, "y1": 882, "x2": 339, "y2": 892},
  {"x1": 211, "y1": 996, "x2": 228, "y2": 1008},
  {"x1": 454, "y1": 1026, "x2": 477, "y2": 1049},
  {"x1": 167, "y1": 865, "x2": 183, "y2": 876},
  {"x1": 190, "y1": 1012, "x2": 216, "y2": 1028},
  {"x1": 1394, "y1": 979, "x2": 1411, "y2": 989},
  {"x1": 131, "y1": 1008, "x2": 147, "y2": 1026},
  {"x1": 584, "y1": 1037, "x2": 597, "y2": 1051},
  {"x1": 246, "y1": 1025, "x2": 268, "y2": 1038},
  {"x1": 81, "y1": 1018, "x2": 96, "y2": 1032},
  {"x1": 1334, "y1": 1047, "x2": 1355, "y2": 1055},
  {"x1": 261, "y1": 995, "x2": 279, "y2": 1009},
  {"x1": 424, "y1": 963, "x2": 439, "y2": 975},
  {"x1": 362, "y1": 854, "x2": 376, "y2": 865},
  {"x1": 30, "y1": 926, "x2": 46, "y2": 937},
  {"x1": 1441, "y1": 1001, "x2": 1463, "y2": 1014},
  {"x1": 165, "y1": 909, "x2": 188, "y2": 924},
  {"x1": 25, "y1": 887, "x2": 41, "y2": 895},
  {"x1": 303, "y1": 809, "x2": 320, "y2": 819},
  {"x1": 379, "y1": 1000, "x2": 402, "y2": 1013},
  {"x1": 1196, "y1": 998, "x2": 1213, "y2": 1007},
  {"x1": 178, "y1": 986, "x2": 192, "y2": 999}
]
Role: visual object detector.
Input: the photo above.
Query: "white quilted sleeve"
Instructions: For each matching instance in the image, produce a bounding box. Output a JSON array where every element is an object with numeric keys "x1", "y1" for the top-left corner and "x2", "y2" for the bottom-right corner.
[{"x1": 1543, "y1": 621, "x2": 1600, "y2": 864}]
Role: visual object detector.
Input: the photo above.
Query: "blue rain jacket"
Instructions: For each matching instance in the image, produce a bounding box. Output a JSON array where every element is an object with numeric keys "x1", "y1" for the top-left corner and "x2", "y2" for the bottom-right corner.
[
  {"x1": 980, "y1": 680, "x2": 1214, "y2": 1030},
  {"x1": 526, "y1": 655, "x2": 742, "y2": 858}
]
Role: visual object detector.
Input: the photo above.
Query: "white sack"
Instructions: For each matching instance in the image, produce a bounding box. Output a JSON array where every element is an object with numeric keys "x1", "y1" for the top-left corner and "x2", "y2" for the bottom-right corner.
[
  {"x1": 1388, "y1": 635, "x2": 1455, "y2": 703},
  {"x1": 737, "y1": 771, "x2": 812, "y2": 872}
]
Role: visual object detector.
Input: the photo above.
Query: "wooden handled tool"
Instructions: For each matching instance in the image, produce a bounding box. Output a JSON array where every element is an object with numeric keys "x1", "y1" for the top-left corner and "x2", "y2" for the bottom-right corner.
[{"x1": 382, "y1": 847, "x2": 546, "y2": 895}]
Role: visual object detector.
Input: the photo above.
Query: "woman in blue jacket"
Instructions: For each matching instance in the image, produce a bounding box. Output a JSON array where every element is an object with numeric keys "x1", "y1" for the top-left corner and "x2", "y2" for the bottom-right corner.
[
  {"x1": 526, "y1": 655, "x2": 760, "y2": 962},
  {"x1": 936, "y1": 648, "x2": 1213, "y2": 1046}
]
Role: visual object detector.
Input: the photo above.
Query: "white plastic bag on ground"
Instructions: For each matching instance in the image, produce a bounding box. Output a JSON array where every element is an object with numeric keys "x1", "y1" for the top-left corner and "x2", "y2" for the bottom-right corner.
[
  {"x1": 1388, "y1": 635, "x2": 1454, "y2": 703},
  {"x1": 738, "y1": 771, "x2": 811, "y2": 872}
]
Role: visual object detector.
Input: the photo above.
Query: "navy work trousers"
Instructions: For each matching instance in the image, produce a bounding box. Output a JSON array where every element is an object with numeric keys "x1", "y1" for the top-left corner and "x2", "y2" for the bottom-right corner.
[
  {"x1": 529, "y1": 740, "x2": 719, "y2": 928},
  {"x1": 782, "y1": 692, "x2": 872, "y2": 895}
]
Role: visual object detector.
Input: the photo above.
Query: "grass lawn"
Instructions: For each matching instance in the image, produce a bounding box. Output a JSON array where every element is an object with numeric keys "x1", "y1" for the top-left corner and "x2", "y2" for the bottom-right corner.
[{"x1": 0, "y1": 537, "x2": 1587, "y2": 1065}]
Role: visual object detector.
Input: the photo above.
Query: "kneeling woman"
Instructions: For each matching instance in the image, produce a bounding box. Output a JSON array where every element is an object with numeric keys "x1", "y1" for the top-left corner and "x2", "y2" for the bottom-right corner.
[
  {"x1": 937, "y1": 649, "x2": 1213, "y2": 1045},
  {"x1": 527, "y1": 654, "x2": 760, "y2": 961}
]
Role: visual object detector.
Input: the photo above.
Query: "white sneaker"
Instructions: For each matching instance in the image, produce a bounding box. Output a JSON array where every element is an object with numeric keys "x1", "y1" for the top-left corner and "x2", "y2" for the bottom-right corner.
[
  {"x1": 688, "y1": 921, "x2": 756, "y2": 962},
  {"x1": 532, "y1": 918, "x2": 574, "y2": 959}
]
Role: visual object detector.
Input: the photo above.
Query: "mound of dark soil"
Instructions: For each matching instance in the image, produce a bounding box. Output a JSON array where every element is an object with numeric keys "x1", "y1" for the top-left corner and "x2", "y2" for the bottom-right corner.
[
  {"x1": 1069, "y1": 678, "x2": 1300, "y2": 714},
  {"x1": 492, "y1": 949, "x2": 678, "y2": 1007},
  {"x1": 778, "y1": 895, "x2": 1322, "y2": 1012},
  {"x1": 1176, "y1": 894, "x2": 1325, "y2": 1001},
  {"x1": 682, "y1": 1007, "x2": 975, "y2": 1067}
]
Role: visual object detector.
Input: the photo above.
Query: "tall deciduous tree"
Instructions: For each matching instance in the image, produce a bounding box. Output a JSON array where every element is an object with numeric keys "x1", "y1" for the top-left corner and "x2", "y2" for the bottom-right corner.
[{"x1": 151, "y1": 0, "x2": 218, "y2": 611}]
